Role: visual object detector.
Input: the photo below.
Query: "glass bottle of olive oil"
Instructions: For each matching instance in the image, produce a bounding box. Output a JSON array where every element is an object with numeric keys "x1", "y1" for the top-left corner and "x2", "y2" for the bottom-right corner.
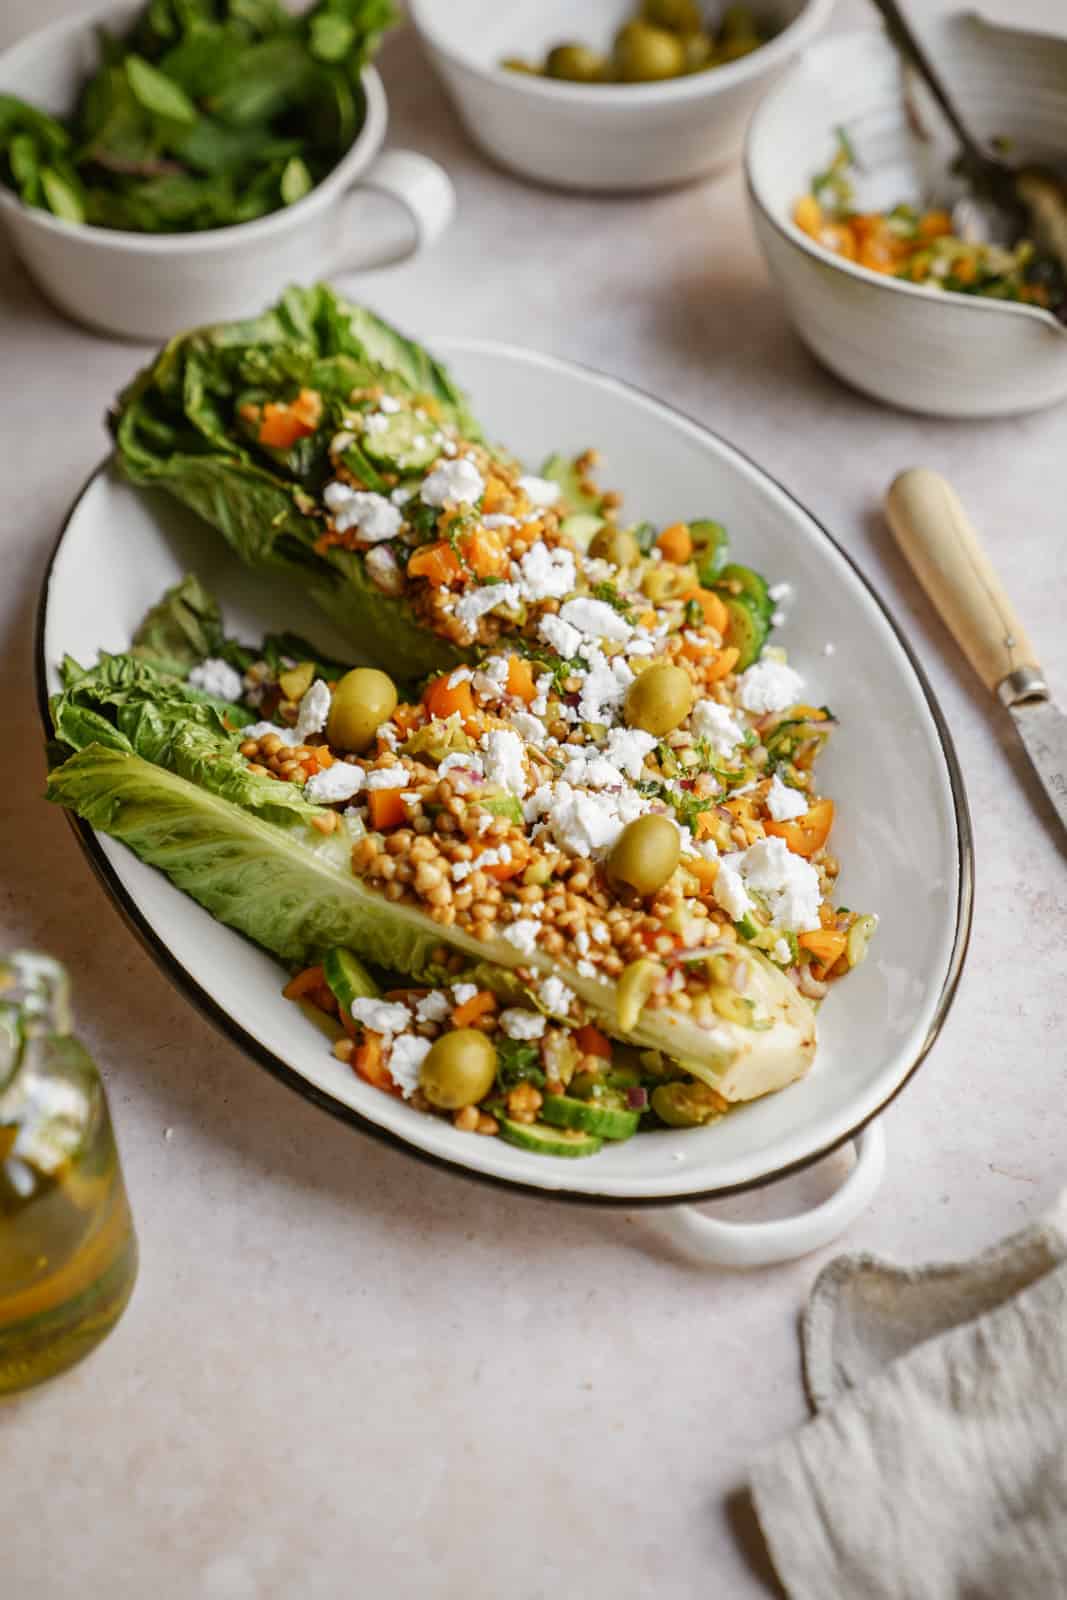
[{"x1": 0, "y1": 952, "x2": 137, "y2": 1395}]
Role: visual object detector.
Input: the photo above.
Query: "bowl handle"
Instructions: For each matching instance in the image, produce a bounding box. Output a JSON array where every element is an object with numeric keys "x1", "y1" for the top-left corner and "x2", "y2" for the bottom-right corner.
[
  {"x1": 641, "y1": 1122, "x2": 886, "y2": 1269},
  {"x1": 329, "y1": 149, "x2": 455, "y2": 272}
]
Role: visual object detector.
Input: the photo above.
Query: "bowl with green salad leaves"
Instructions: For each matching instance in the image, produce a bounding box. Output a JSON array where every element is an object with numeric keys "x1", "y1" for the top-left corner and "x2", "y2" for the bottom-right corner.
[{"x1": 0, "y1": 1, "x2": 454, "y2": 341}]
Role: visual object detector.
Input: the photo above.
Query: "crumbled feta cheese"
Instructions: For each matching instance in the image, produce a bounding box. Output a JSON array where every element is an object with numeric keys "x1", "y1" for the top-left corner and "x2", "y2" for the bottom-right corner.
[
  {"x1": 768, "y1": 582, "x2": 792, "y2": 602},
  {"x1": 188, "y1": 657, "x2": 243, "y2": 703},
  {"x1": 712, "y1": 858, "x2": 754, "y2": 922},
  {"x1": 365, "y1": 767, "x2": 409, "y2": 790},
  {"x1": 575, "y1": 647, "x2": 633, "y2": 724},
  {"x1": 517, "y1": 474, "x2": 561, "y2": 507},
  {"x1": 415, "y1": 991, "x2": 451, "y2": 1023},
  {"x1": 420, "y1": 457, "x2": 485, "y2": 507},
  {"x1": 365, "y1": 545, "x2": 401, "y2": 591},
  {"x1": 324, "y1": 484, "x2": 403, "y2": 543},
  {"x1": 482, "y1": 513, "x2": 519, "y2": 530},
  {"x1": 455, "y1": 583, "x2": 520, "y2": 633},
  {"x1": 575, "y1": 930, "x2": 591, "y2": 955},
  {"x1": 516, "y1": 544, "x2": 576, "y2": 602},
  {"x1": 294, "y1": 678, "x2": 331, "y2": 741},
  {"x1": 576, "y1": 959, "x2": 598, "y2": 979},
  {"x1": 561, "y1": 753, "x2": 623, "y2": 790},
  {"x1": 724, "y1": 836, "x2": 822, "y2": 932},
  {"x1": 771, "y1": 610, "x2": 785, "y2": 628},
  {"x1": 350, "y1": 998, "x2": 411, "y2": 1035},
  {"x1": 243, "y1": 720, "x2": 301, "y2": 747},
  {"x1": 450, "y1": 983, "x2": 478, "y2": 1007},
  {"x1": 544, "y1": 781, "x2": 646, "y2": 857},
  {"x1": 438, "y1": 752, "x2": 484, "y2": 780},
  {"x1": 539, "y1": 613, "x2": 583, "y2": 660},
  {"x1": 363, "y1": 410, "x2": 390, "y2": 436},
  {"x1": 378, "y1": 394, "x2": 401, "y2": 414},
  {"x1": 391, "y1": 485, "x2": 416, "y2": 507},
  {"x1": 766, "y1": 773, "x2": 809, "y2": 822},
  {"x1": 603, "y1": 727, "x2": 656, "y2": 779},
  {"x1": 387, "y1": 1033, "x2": 431, "y2": 1099},
  {"x1": 502, "y1": 920, "x2": 541, "y2": 955},
  {"x1": 772, "y1": 938, "x2": 793, "y2": 965},
  {"x1": 480, "y1": 729, "x2": 527, "y2": 795},
  {"x1": 305, "y1": 764, "x2": 365, "y2": 804},
  {"x1": 559, "y1": 597, "x2": 633, "y2": 642},
  {"x1": 509, "y1": 711, "x2": 548, "y2": 747},
  {"x1": 690, "y1": 698, "x2": 745, "y2": 757},
  {"x1": 447, "y1": 667, "x2": 473, "y2": 688},
  {"x1": 500, "y1": 1008, "x2": 546, "y2": 1041},
  {"x1": 537, "y1": 976, "x2": 575, "y2": 1015},
  {"x1": 823, "y1": 642, "x2": 836, "y2": 657},
  {"x1": 472, "y1": 654, "x2": 510, "y2": 697},
  {"x1": 737, "y1": 659, "x2": 804, "y2": 715},
  {"x1": 589, "y1": 921, "x2": 610, "y2": 946}
]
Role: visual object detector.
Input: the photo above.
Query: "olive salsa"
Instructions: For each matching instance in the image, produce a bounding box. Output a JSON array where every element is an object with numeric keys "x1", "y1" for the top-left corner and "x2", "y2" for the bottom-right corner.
[{"x1": 51, "y1": 293, "x2": 877, "y2": 1161}]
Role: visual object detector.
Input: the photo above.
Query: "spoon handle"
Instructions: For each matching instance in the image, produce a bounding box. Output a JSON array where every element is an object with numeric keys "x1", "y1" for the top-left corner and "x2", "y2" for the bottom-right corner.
[
  {"x1": 885, "y1": 468, "x2": 1044, "y2": 701},
  {"x1": 866, "y1": 0, "x2": 987, "y2": 167}
]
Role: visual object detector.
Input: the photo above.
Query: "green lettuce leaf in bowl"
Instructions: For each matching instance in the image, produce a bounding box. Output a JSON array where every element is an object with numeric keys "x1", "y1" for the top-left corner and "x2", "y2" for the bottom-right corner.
[{"x1": 111, "y1": 285, "x2": 485, "y2": 684}]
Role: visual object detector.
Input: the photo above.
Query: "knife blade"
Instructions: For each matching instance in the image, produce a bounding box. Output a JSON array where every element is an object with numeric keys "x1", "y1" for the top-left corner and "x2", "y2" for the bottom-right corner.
[
  {"x1": 1010, "y1": 697, "x2": 1067, "y2": 833},
  {"x1": 885, "y1": 468, "x2": 1065, "y2": 840}
]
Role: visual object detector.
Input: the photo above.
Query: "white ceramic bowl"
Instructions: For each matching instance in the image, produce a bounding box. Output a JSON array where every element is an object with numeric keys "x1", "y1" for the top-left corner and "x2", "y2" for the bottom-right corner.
[
  {"x1": 746, "y1": 16, "x2": 1067, "y2": 419},
  {"x1": 409, "y1": 0, "x2": 834, "y2": 192},
  {"x1": 37, "y1": 338, "x2": 971, "y2": 1255},
  {"x1": 0, "y1": 3, "x2": 455, "y2": 342}
]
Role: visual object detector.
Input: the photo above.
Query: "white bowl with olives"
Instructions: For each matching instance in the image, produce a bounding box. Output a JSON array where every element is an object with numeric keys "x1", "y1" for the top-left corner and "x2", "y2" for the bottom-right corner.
[{"x1": 408, "y1": 0, "x2": 834, "y2": 192}]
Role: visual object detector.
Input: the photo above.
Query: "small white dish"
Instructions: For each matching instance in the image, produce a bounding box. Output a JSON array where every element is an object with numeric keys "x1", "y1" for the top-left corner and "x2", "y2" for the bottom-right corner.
[
  {"x1": 409, "y1": 0, "x2": 833, "y2": 193},
  {"x1": 38, "y1": 340, "x2": 971, "y2": 1256},
  {"x1": 746, "y1": 16, "x2": 1067, "y2": 418},
  {"x1": 0, "y1": 3, "x2": 455, "y2": 343}
]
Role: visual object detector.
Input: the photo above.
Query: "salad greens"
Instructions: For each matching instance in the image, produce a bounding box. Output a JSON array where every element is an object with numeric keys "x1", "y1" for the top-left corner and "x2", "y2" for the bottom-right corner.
[
  {"x1": 0, "y1": 0, "x2": 395, "y2": 232},
  {"x1": 112, "y1": 286, "x2": 483, "y2": 684}
]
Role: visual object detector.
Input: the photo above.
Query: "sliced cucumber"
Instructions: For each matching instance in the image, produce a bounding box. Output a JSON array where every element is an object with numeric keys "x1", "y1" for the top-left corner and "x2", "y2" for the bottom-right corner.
[
  {"x1": 542, "y1": 1094, "x2": 639, "y2": 1141},
  {"x1": 361, "y1": 411, "x2": 440, "y2": 473},
  {"x1": 474, "y1": 790, "x2": 524, "y2": 825},
  {"x1": 497, "y1": 1117, "x2": 603, "y2": 1158},
  {"x1": 323, "y1": 947, "x2": 381, "y2": 1015},
  {"x1": 689, "y1": 519, "x2": 729, "y2": 585},
  {"x1": 720, "y1": 594, "x2": 768, "y2": 670},
  {"x1": 559, "y1": 512, "x2": 604, "y2": 551},
  {"x1": 714, "y1": 563, "x2": 773, "y2": 625}
]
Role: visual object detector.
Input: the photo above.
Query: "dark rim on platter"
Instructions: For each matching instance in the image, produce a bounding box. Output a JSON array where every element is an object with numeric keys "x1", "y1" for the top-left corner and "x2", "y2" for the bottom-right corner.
[{"x1": 34, "y1": 345, "x2": 974, "y2": 1208}]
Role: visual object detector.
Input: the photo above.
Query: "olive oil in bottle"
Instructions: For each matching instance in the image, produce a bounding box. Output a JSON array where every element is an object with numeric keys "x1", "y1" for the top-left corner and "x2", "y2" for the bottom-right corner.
[{"x1": 0, "y1": 952, "x2": 137, "y2": 1395}]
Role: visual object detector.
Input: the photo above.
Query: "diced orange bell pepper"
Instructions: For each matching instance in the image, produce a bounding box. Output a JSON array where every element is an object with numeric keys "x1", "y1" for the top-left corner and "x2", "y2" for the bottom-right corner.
[
  {"x1": 451, "y1": 989, "x2": 498, "y2": 1028},
  {"x1": 368, "y1": 788, "x2": 407, "y2": 830},
  {"x1": 483, "y1": 844, "x2": 527, "y2": 882},
  {"x1": 574, "y1": 1024, "x2": 612, "y2": 1060},
  {"x1": 793, "y1": 194, "x2": 823, "y2": 237},
  {"x1": 657, "y1": 523, "x2": 693, "y2": 564},
  {"x1": 705, "y1": 645, "x2": 740, "y2": 682},
  {"x1": 258, "y1": 389, "x2": 322, "y2": 450},
  {"x1": 682, "y1": 587, "x2": 729, "y2": 636},
  {"x1": 820, "y1": 222, "x2": 858, "y2": 261},
  {"x1": 765, "y1": 797, "x2": 834, "y2": 858},
  {"x1": 283, "y1": 965, "x2": 326, "y2": 1000},
  {"x1": 423, "y1": 674, "x2": 476, "y2": 724},
  {"x1": 798, "y1": 928, "x2": 847, "y2": 978},
  {"x1": 506, "y1": 654, "x2": 536, "y2": 703},
  {"x1": 462, "y1": 527, "x2": 508, "y2": 578},
  {"x1": 408, "y1": 541, "x2": 463, "y2": 586},
  {"x1": 918, "y1": 209, "x2": 953, "y2": 241},
  {"x1": 353, "y1": 1033, "x2": 398, "y2": 1094},
  {"x1": 686, "y1": 855, "x2": 720, "y2": 893},
  {"x1": 289, "y1": 388, "x2": 323, "y2": 429}
]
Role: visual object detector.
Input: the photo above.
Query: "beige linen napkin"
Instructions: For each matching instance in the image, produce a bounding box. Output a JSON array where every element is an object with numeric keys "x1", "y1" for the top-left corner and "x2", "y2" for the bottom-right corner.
[{"x1": 751, "y1": 1192, "x2": 1067, "y2": 1600}]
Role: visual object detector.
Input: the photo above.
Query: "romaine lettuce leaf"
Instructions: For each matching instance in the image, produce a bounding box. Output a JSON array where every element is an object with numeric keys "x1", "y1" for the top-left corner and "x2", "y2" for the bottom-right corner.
[{"x1": 131, "y1": 573, "x2": 224, "y2": 673}]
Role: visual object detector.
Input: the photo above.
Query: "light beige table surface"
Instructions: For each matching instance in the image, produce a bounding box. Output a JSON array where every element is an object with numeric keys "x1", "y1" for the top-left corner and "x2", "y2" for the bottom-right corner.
[{"x1": 3, "y1": 2, "x2": 1065, "y2": 1596}]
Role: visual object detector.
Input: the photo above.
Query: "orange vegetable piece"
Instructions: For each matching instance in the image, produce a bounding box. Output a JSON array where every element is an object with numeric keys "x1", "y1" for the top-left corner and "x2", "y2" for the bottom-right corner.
[
  {"x1": 408, "y1": 541, "x2": 463, "y2": 586},
  {"x1": 683, "y1": 587, "x2": 729, "y2": 636},
  {"x1": 483, "y1": 844, "x2": 527, "y2": 882},
  {"x1": 657, "y1": 523, "x2": 693, "y2": 564},
  {"x1": 368, "y1": 788, "x2": 407, "y2": 830},
  {"x1": 353, "y1": 1033, "x2": 398, "y2": 1094},
  {"x1": 461, "y1": 527, "x2": 508, "y2": 579},
  {"x1": 283, "y1": 965, "x2": 326, "y2": 1000},
  {"x1": 451, "y1": 989, "x2": 498, "y2": 1028},
  {"x1": 765, "y1": 797, "x2": 835, "y2": 858},
  {"x1": 423, "y1": 674, "x2": 476, "y2": 723},
  {"x1": 705, "y1": 645, "x2": 740, "y2": 682},
  {"x1": 482, "y1": 476, "x2": 510, "y2": 514},
  {"x1": 819, "y1": 222, "x2": 857, "y2": 261},
  {"x1": 918, "y1": 209, "x2": 953, "y2": 240},
  {"x1": 798, "y1": 928, "x2": 847, "y2": 978},
  {"x1": 257, "y1": 388, "x2": 322, "y2": 450},
  {"x1": 289, "y1": 388, "x2": 323, "y2": 429},
  {"x1": 574, "y1": 1024, "x2": 612, "y2": 1060},
  {"x1": 506, "y1": 655, "x2": 536, "y2": 702},
  {"x1": 793, "y1": 194, "x2": 823, "y2": 237},
  {"x1": 686, "y1": 855, "x2": 720, "y2": 893}
]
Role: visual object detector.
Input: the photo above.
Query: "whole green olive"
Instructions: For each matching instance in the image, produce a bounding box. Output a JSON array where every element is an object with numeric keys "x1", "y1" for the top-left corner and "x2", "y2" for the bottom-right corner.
[
  {"x1": 680, "y1": 30, "x2": 714, "y2": 71},
  {"x1": 623, "y1": 661, "x2": 693, "y2": 736},
  {"x1": 545, "y1": 42, "x2": 610, "y2": 82},
  {"x1": 419, "y1": 1028, "x2": 498, "y2": 1110},
  {"x1": 589, "y1": 525, "x2": 641, "y2": 567},
  {"x1": 608, "y1": 813, "x2": 681, "y2": 898},
  {"x1": 613, "y1": 20, "x2": 687, "y2": 82},
  {"x1": 326, "y1": 667, "x2": 398, "y2": 754},
  {"x1": 642, "y1": 0, "x2": 703, "y2": 33}
]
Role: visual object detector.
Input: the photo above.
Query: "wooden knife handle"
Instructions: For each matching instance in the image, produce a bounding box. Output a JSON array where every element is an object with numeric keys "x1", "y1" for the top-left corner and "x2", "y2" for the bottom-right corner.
[{"x1": 885, "y1": 467, "x2": 1044, "y2": 701}]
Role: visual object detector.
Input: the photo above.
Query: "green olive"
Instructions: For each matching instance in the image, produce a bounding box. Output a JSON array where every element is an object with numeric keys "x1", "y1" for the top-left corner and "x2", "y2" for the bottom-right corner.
[
  {"x1": 613, "y1": 20, "x2": 687, "y2": 82},
  {"x1": 419, "y1": 1028, "x2": 498, "y2": 1110},
  {"x1": 719, "y1": 3, "x2": 760, "y2": 42},
  {"x1": 680, "y1": 30, "x2": 715, "y2": 71},
  {"x1": 623, "y1": 661, "x2": 693, "y2": 736},
  {"x1": 589, "y1": 525, "x2": 641, "y2": 567},
  {"x1": 642, "y1": 0, "x2": 703, "y2": 33},
  {"x1": 608, "y1": 814, "x2": 681, "y2": 898},
  {"x1": 545, "y1": 42, "x2": 610, "y2": 82},
  {"x1": 651, "y1": 1080, "x2": 724, "y2": 1128},
  {"x1": 326, "y1": 667, "x2": 398, "y2": 754}
]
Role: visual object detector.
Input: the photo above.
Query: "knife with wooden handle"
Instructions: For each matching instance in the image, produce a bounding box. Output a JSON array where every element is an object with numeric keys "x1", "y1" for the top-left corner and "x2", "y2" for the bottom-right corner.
[{"x1": 885, "y1": 468, "x2": 1067, "y2": 834}]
